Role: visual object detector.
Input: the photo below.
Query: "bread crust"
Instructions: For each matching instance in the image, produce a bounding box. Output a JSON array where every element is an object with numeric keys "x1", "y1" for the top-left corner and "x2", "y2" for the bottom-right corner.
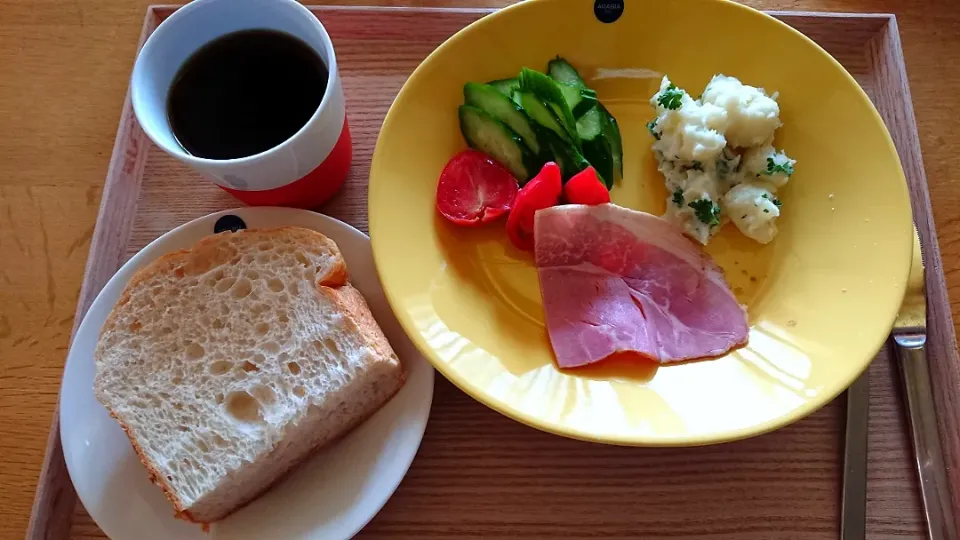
[{"x1": 92, "y1": 226, "x2": 402, "y2": 526}]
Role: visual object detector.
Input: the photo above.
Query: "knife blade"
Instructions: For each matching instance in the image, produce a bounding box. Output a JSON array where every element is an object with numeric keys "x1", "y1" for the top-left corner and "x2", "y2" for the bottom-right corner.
[{"x1": 893, "y1": 228, "x2": 957, "y2": 540}]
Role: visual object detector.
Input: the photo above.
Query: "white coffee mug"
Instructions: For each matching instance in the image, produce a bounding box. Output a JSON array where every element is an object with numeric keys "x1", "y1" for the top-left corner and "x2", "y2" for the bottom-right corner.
[{"x1": 131, "y1": 0, "x2": 351, "y2": 208}]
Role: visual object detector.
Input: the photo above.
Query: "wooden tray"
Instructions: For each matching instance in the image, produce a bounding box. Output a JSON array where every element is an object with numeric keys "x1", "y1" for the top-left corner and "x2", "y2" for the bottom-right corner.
[{"x1": 27, "y1": 6, "x2": 960, "y2": 539}]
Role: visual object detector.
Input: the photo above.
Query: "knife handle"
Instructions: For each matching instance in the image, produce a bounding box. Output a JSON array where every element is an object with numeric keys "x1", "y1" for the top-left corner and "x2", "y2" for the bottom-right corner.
[
  {"x1": 842, "y1": 373, "x2": 869, "y2": 540},
  {"x1": 895, "y1": 334, "x2": 958, "y2": 540}
]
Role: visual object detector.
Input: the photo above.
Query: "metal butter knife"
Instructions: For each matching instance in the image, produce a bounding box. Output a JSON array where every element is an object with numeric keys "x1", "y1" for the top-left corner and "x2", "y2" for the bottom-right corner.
[
  {"x1": 842, "y1": 371, "x2": 869, "y2": 540},
  {"x1": 894, "y1": 229, "x2": 957, "y2": 540}
]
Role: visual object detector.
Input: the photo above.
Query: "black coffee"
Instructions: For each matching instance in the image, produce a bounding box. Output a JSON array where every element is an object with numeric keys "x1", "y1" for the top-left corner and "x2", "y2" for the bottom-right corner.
[{"x1": 167, "y1": 29, "x2": 328, "y2": 160}]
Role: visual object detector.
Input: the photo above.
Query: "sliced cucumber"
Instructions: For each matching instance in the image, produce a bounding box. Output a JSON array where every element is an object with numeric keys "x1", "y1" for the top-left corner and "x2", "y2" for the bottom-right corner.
[
  {"x1": 515, "y1": 91, "x2": 571, "y2": 146},
  {"x1": 575, "y1": 106, "x2": 604, "y2": 141},
  {"x1": 547, "y1": 57, "x2": 587, "y2": 88},
  {"x1": 536, "y1": 126, "x2": 589, "y2": 180},
  {"x1": 598, "y1": 103, "x2": 623, "y2": 184},
  {"x1": 558, "y1": 83, "x2": 598, "y2": 119},
  {"x1": 458, "y1": 105, "x2": 531, "y2": 182},
  {"x1": 464, "y1": 82, "x2": 541, "y2": 155},
  {"x1": 576, "y1": 107, "x2": 613, "y2": 188},
  {"x1": 487, "y1": 77, "x2": 519, "y2": 97},
  {"x1": 518, "y1": 68, "x2": 580, "y2": 147}
]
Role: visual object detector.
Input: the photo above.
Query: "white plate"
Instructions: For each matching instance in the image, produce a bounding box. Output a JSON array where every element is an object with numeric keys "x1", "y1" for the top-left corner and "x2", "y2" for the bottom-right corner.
[{"x1": 60, "y1": 208, "x2": 434, "y2": 540}]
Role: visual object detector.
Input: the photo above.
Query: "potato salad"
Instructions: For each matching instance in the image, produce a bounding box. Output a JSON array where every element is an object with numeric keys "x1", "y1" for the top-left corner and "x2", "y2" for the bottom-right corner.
[{"x1": 647, "y1": 75, "x2": 796, "y2": 244}]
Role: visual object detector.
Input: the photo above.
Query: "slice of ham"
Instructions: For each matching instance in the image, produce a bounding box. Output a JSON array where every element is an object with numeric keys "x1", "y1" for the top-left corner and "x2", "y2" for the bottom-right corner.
[{"x1": 534, "y1": 204, "x2": 748, "y2": 369}]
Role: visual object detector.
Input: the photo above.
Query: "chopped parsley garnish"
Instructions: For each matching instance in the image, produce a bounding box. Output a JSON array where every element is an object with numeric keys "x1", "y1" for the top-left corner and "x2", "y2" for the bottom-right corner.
[
  {"x1": 672, "y1": 188, "x2": 684, "y2": 206},
  {"x1": 762, "y1": 157, "x2": 795, "y2": 176},
  {"x1": 761, "y1": 193, "x2": 783, "y2": 207},
  {"x1": 646, "y1": 120, "x2": 660, "y2": 140},
  {"x1": 688, "y1": 198, "x2": 720, "y2": 226},
  {"x1": 656, "y1": 84, "x2": 684, "y2": 110}
]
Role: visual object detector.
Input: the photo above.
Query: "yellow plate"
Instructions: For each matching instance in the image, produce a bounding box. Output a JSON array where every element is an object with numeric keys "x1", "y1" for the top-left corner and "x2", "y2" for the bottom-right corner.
[{"x1": 369, "y1": 0, "x2": 913, "y2": 445}]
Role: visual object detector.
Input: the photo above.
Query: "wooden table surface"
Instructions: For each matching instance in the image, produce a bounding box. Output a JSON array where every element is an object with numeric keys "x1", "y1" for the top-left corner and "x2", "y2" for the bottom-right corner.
[{"x1": 1, "y1": 0, "x2": 958, "y2": 538}]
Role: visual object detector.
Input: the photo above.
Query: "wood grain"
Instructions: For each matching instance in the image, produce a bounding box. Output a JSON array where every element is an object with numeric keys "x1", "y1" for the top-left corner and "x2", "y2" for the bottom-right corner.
[
  {"x1": 0, "y1": 2, "x2": 956, "y2": 539},
  {"x1": 864, "y1": 16, "x2": 960, "y2": 531}
]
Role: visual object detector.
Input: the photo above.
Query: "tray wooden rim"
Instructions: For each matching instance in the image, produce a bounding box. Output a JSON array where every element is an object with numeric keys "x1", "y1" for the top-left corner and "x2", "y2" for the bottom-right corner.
[{"x1": 25, "y1": 6, "x2": 960, "y2": 539}]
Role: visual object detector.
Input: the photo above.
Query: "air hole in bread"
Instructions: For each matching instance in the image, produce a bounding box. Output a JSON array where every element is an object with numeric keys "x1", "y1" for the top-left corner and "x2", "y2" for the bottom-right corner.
[
  {"x1": 171, "y1": 375, "x2": 183, "y2": 385},
  {"x1": 225, "y1": 391, "x2": 262, "y2": 423},
  {"x1": 314, "y1": 338, "x2": 340, "y2": 356},
  {"x1": 267, "y1": 278, "x2": 284, "y2": 293},
  {"x1": 263, "y1": 341, "x2": 280, "y2": 354},
  {"x1": 250, "y1": 384, "x2": 276, "y2": 405},
  {"x1": 128, "y1": 320, "x2": 142, "y2": 332},
  {"x1": 245, "y1": 270, "x2": 260, "y2": 280},
  {"x1": 151, "y1": 286, "x2": 163, "y2": 296},
  {"x1": 212, "y1": 318, "x2": 224, "y2": 330},
  {"x1": 241, "y1": 361, "x2": 259, "y2": 373},
  {"x1": 252, "y1": 353, "x2": 265, "y2": 364},
  {"x1": 278, "y1": 312, "x2": 289, "y2": 324},
  {"x1": 186, "y1": 342, "x2": 205, "y2": 360},
  {"x1": 216, "y1": 277, "x2": 237, "y2": 293},
  {"x1": 209, "y1": 360, "x2": 232, "y2": 375},
  {"x1": 213, "y1": 434, "x2": 228, "y2": 448},
  {"x1": 232, "y1": 280, "x2": 252, "y2": 298},
  {"x1": 215, "y1": 393, "x2": 224, "y2": 405},
  {"x1": 258, "y1": 242, "x2": 274, "y2": 251},
  {"x1": 289, "y1": 281, "x2": 300, "y2": 295},
  {"x1": 295, "y1": 252, "x2": 309, "y2": 267},
  {"x1": 196, "y1": 439, "x2": 210, "y2": 453},
  {"x1": 257, "y1": 253, "x2": 270, "y2": 264},
  {"x1": 255, "y1": 322, "x2": 270, "y2": 335},
  {"x1": 287, "y1": 362, "x2": 301, "y2": 375},
  {"x1": 213, "y1": 269, "x2": 225, "y2": 281},
  {"x1": 178, "y1": 425, "x2": 189, "y2": 432},
  {"x1": 293, "y1": 385, "x2": 306, "y2": 398},
  {"x1": 242, "y1": 254, "x2": 254, "y2": 264}
]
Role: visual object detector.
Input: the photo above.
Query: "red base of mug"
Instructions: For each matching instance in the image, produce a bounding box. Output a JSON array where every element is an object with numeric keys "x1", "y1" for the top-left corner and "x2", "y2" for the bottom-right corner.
[{"x1": 220, "y1": 118, "x2": 352, "y2": 209}]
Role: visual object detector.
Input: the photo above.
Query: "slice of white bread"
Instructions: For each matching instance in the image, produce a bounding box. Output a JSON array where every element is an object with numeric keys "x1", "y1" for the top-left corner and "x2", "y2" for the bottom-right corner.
[{"x1": 93, "y1": 226, "x2": 405, "y2": 524}]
